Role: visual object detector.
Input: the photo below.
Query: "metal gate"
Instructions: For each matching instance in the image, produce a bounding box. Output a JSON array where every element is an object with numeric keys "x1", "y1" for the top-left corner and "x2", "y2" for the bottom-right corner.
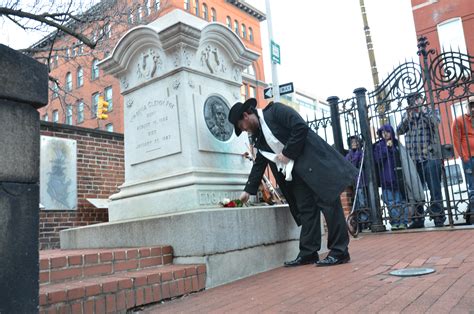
[{"x1": 308, "y1": 37, "x2": 474, "y2": 231}]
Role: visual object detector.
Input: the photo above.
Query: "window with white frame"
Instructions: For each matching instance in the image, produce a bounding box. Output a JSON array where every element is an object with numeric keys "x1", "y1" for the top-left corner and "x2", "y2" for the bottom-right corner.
[
  {"x1": 52, "y1": 110, "x2": 59, "y2": 123},
  {"x1": 43, "y1": 113, "x2": 49, "y2": 121},
  {"x1": 249, "y1": 27, "x2": 254, "y2": 42},
  {"x1": 52, "y1": 82, "x2": 59, "y2": 98},
  {"x1": 92, "y1": 92, "x2": 99, "y2": 118},
  {"x1": 66, "y1": 105, "x2": 73, "y2": 125},
  {"x1": 242, "y1": 24, "x2": 247, "y2": 39},
  {"x1": 184, "y1": 0, "x2": 190, "y2": 10},
  {"x1": 202, "y1": 3, "x2": 208, "y2": 20},
  {"x1": 226, "y1": 16, "x2": 231, "y2": 28},
  {"x1": 211, "y1": 8, "x2": 216, "y2": 21},
  {"x1": 194, "y1": 0, "x2": 200, "y2": 16},
  {"x1": 65, "y1": 72, "x2": 72, "y2": 91},
  {"x1": 234, "y1": 20, "x2": 239, "y2": 35},
  {"x1": 144, "y1": 0, "x2": 150, "y2": 16},
  {"x1": 106, "y1": 123, "x2": 114, "y2": 132},
  {"x1": 92, "y1": 59, "x2": 99, "y2": 80},
  {"x1": 104, "y1": 86, "x2": 113, "y2": 111},
  {"x1": 437, "y1": 17, "x2": 468, "y2": 54},
  {"x1": 77, "y1": 101, "x2": 84, "y2": 123},
  {"x1": 77, "y1": 67, "x2": 83, "y2": 88},
  {"x1": 154, "y1": 0, "x2": 160, "y2": 11}
]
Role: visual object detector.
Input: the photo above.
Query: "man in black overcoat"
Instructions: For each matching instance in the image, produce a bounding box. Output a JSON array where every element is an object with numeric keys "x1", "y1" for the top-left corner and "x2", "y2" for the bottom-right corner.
[{"x1": 228, "y1": 98, "x2": 358, "y2": 266}]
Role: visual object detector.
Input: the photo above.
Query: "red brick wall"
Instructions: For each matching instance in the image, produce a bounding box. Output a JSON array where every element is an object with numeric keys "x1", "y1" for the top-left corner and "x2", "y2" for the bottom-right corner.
[{"x1": 39, "y1": 122, "x2": 124, "y2": 249}]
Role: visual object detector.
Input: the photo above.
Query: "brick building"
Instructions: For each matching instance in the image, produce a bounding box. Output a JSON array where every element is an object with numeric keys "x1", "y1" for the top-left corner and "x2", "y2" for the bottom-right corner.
[
  {"x1": 411, "y1": 0, "x2": 473, "y2": 55},
  {"x1": 34, "y1": 0, "x2": 267, "y2": 133}
]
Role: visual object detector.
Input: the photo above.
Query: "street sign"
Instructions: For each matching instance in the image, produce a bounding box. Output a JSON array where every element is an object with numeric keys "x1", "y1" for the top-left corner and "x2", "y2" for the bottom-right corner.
[
  {"x1": 270, "y1": 40, "x2": 280, "y2": 64},
  {"x1": 264, "y1": 82, "x2": 294, "y2": 99}
]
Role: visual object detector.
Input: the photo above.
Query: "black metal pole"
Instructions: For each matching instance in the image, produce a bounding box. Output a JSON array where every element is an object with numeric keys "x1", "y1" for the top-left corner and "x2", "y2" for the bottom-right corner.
[
  {"x1": 354, "y1": 87, "x2": 386, "y2": 232},
  {"x1": 327, "y1": 96, "x2": 344, "y2": 155}
]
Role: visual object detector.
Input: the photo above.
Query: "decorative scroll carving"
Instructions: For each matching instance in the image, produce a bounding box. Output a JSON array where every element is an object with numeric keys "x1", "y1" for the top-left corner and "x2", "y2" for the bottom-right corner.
[{"x1": 201, "y1": 45, "x2": 227, "y2": 74}]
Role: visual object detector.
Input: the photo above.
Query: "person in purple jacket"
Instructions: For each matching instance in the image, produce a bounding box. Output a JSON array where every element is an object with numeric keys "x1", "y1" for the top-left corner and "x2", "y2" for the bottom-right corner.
[
  {"x1": 373, "y1": 125, "x2": 408, "y2": 230},
  {"x1": 345, "y1": 136, "x2": 370, "y2": 229}
]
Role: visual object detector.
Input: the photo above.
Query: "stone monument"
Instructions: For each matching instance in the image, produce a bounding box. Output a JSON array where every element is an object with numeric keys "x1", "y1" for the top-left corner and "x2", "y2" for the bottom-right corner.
[
  {"x1": 99, "y1": 9, "x2": 260, "y2": 221},
  {"x1": 0, "y1": 44, "x2": 48, "y2": 312}
]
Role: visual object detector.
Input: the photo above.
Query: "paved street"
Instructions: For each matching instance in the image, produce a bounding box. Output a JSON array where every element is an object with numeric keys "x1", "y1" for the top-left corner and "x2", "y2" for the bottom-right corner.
[{"x1": 140, "y1": 227, "x2": 474, "y2": 313}]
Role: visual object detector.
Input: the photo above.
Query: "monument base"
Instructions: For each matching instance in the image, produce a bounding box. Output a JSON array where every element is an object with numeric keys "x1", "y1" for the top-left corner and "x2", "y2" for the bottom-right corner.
[{"x1": 60, "y1": 205, "x2": 328, "y2": 287}]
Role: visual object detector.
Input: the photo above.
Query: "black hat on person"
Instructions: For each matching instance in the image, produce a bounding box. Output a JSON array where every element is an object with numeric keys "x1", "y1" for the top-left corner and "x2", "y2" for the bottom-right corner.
[{"x1": 228, "y1": 98, "x2": 257, "y2": 136}]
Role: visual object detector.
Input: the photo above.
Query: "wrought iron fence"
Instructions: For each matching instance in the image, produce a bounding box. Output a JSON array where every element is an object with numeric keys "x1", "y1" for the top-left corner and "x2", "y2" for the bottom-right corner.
[{"x1": 307, "y1": 37, "x2": 474, "y2": 233}]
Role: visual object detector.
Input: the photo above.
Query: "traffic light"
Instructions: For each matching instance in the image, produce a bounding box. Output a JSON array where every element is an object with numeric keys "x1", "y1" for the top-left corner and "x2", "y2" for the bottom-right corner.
[{"x1": 97, "y1": 96, "x2": 109, "y2": 120}]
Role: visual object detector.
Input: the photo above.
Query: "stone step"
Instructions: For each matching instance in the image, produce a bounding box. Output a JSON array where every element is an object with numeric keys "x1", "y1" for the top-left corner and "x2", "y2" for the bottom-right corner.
[
  {"x1": 39, "y1": 263, "x2": 206, "y2": 313},
  {"x1": 39, "y1": 246, "x2": 173, "y2": 285}
]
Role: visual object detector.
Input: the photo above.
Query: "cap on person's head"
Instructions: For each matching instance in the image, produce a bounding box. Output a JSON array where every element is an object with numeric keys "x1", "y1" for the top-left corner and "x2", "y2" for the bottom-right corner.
[
  {"x1": 228, "y1": 98, "x2": 257, "y2": 136},
  {"x1": 407, "y1": 92, "x2": 422, "y2": 106}
]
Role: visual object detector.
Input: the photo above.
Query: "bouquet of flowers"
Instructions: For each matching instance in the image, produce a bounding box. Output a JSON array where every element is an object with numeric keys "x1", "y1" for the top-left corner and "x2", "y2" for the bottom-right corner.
[{"x1": 220, "y1": 198, "x2": 244, "y2": 208}]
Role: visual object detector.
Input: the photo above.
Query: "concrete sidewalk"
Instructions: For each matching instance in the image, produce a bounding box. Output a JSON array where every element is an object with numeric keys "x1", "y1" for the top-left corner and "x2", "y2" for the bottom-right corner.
[{"x1": 140, "y1": 227, "x2": 474, "y2": 313}]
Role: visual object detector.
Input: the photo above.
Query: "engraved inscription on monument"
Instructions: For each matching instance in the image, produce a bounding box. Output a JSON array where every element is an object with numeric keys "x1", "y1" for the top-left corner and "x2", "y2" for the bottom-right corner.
[
  {"x1": 127, "y1": 88, "x2": 181, "y2": 165},
  {"x1": 204, "y1": 96, "x2": 233, "y2": 141},
  {"x1": 40, "y1": 136, "x2": 77, "y2": 210}
]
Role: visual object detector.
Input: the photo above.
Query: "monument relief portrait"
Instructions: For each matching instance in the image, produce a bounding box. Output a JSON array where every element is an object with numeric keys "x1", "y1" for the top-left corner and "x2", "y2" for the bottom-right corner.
[{"x1": 204, "y1": 96, "x2": 233, "y2": 141}]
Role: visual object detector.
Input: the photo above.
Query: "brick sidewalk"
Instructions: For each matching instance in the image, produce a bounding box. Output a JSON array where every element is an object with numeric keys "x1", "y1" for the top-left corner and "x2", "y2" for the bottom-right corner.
[{"x1": 139, "y1": 228, "x2": 474, "y2": 313}]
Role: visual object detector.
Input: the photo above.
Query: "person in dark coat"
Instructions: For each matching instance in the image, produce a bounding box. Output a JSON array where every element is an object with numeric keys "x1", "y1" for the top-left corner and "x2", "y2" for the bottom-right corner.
[
  {"x1": 228, "y1": 98, "x2": 357, "y2": 267},
  {"x1": 345, "y1": 135, "x2": 370, "y2": 229},
  {"x1": 373, "y1": 124, "x2": 409, "y2": 230}
]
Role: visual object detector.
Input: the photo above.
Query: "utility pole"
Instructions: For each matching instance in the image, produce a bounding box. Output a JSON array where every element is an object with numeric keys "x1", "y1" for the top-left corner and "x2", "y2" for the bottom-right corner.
[
  {"x1": 359, "y1": 0, "x2": 381, "y2": 91},
  {"x1": 265, "y1": 0, "x2": 279, "y2": 101}
]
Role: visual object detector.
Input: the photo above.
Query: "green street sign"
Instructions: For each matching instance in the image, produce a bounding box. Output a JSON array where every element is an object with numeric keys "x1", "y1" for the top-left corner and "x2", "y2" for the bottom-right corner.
[{"x1": 271, "y1": 40, "x2": 280, "y2": 64}]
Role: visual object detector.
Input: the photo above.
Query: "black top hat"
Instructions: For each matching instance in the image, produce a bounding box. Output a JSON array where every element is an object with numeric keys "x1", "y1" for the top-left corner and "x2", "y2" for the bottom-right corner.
[{"x1": 228, "y1": 98, "x2": 257, "y2": 136}]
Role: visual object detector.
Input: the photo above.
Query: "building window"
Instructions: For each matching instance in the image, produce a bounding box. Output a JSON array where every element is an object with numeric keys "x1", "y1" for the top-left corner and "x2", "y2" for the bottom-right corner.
[
  {"x1": 77, "y1": 45, "x2": 83, "y2": 55},
  {"x1": 77, "y1": 101, "x2": 84, "y2": 124},
  {"x1": 249, "y1": 85, "x2": 256, "y2": 98},
  {"x1": 226, "y1": 16, "x2": 231, "y2": 28},
  {"x1": 43, "y1": 113, "x2": 49, "y2": 121},
  {"x1": 438, "y1": 17, "x2": 468, "y2": 53},
  {"x1": 243, "y1": 64, "x2": 256, "y2": 77},
  {"x1": 240, "y1": 84, "x2": 247, "y2": 102},
  {"x1": 105, "y1": 24, "x2": 112, "y2": 38},
  {"x1": 66, "y1": 105, "x2": 73, "y2": 125},
  {"x1": 154, "y1": 0, "x2": 160, "y2": 11},
  {"x1": 137, "y1": 7, "x2": 143, "y2": 22},
  {"x1": 91, "y1": 59, "x2": 99, "y2": 80},
  {"x1": 106, "y1": 123, "x2": 114, "y2": 132},
  {"x1": 241, "y1": 24, "x2": 247, "y2": 39},
  {"x1": 234, "y1": 20, "x2": 239, "y2": 35},
  {"x1": 53, "y1": 55, "x2": 58, "y2": 67},
  {"x1": 249, "y1": 27, "x2": 254, "y2": 42},
  {"x1": 202, "y1": 3, "x2": 208, "y2": 20},
  {"x1": 52, "y1": 110, "x2": 59, "y2": 123},
  {"x1": 65, "y1": 48, "x2": 70, "y2": 60},
  {"x1": 184, "y1": 0, "x2": 190, "y2": 10},
  {"x1": 104, "y1": 86, "x2": 113, "y2": 111},
  {"x1": 194, "y1": 0, "x2": 199, "y2": 16},
  {"x1": 52, "y1": 82, "x2": 59, "y2": 98},
  {"x1": 65, "y1": 72, "x2": 72, "y2": 91},
  {"x1": 92, "y1": 92, "x2": 99, "y2": 118},
  {"x1": 144, "y1": 0, "x2": 149, "y2": 16},
  {"x1": 211, "y1": 8, "x2": 216, "y2": 21},
  {"x1": 77, "y1": 67, "x2": 83, "y2": 88},
  {"x1": 128, "y1": 9, "x2": 134, "y2": 23}
]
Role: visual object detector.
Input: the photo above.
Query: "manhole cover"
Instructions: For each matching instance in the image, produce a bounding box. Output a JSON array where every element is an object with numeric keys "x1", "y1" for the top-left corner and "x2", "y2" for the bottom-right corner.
[{"x1": 389, "y1": 268, "x2": 435, "y2": 277}]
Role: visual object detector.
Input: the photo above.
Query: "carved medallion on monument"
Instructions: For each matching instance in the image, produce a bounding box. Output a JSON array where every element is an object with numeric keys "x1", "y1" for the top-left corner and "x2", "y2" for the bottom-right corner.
[
  {"x1": 203, "y1": 95, "x2": 233, "y2": 142},
  {"x1": 136, "y1": 49, "x2": 162, "y2": 80}
]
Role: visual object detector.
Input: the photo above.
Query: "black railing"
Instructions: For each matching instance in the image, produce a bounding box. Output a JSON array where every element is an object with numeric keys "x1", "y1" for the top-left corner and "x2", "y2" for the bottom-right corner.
[{"x1": 307, "y1": 36, "x2": 474, "y2": 232}]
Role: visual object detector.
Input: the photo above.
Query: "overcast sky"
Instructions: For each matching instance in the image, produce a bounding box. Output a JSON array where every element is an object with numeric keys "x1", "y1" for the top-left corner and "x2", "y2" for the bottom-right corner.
[
  {"x1": 0, "y1": 0, "x2": 418, "y2": 100},
  {"x1": 247, "y1": 0, "x2": 418, "y2": 100}
]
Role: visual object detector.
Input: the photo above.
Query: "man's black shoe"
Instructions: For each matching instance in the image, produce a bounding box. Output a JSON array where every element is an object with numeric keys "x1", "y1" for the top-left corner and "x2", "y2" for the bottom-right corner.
[
  {"x1": 284, "y1": 255, "x2": 319, "y2": 267},
  {"x1": 315, "y1": 254, "x2": 350, "y2": 267},
  {"x1": 407, "y1": 222, "x2": 424, "y2": 229}
]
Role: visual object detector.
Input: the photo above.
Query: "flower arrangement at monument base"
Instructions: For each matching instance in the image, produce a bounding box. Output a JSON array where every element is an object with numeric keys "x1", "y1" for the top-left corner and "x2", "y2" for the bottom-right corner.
[{"x1": 219, "y1": 198, "x2": 243, "y2": 208}]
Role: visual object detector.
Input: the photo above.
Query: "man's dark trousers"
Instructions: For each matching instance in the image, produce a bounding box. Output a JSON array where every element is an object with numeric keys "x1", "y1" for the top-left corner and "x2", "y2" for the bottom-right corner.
[{"x1": 290, "y1": 173, "x2": 349, "y2": 259}]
